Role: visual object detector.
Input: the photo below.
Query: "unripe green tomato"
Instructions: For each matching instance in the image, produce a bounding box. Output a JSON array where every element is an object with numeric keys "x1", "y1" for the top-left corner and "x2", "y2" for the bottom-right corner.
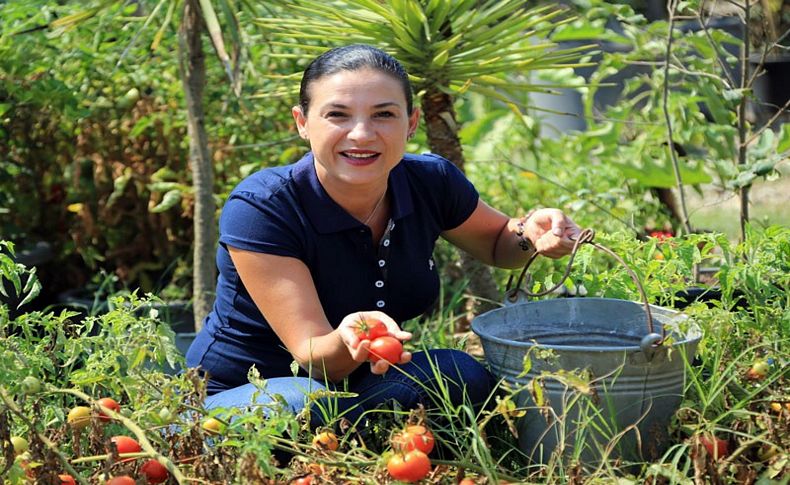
[
  {"x1": 10, "y1": 436, "x2": 29, "y2": 455},
  {"x1": 21, "y1": 376, "x2": 42, "y2": 395},
  {"x1": 158, "y1": 407, "x2": 173, "y2": 423}
]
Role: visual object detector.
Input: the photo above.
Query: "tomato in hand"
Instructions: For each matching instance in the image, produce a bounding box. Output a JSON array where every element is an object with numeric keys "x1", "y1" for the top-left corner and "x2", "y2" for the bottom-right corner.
[
  {"x1": 368, "y1": 336, "x2": 403, "y2": 364},
  {"x1": 393, "y1": 425, "x2": 435, "y2": 455},
  {"x1": 110, "y1": 435, "x2": 141, "y2": 462},
  {"x1": 96, "y1": 397, "x2": 121, "y2": 423},
  {"x1": 387, "y1": 449, "x2": 431, "y2": 483},
  {"x1": 353, "y1": 316, "x2": 388, "y2": 341},
  {"x1": 312, "y1": 431, "x2": 339, "y2": 451},
  {"x1": 141, "y1": 459, "x2": 170, "y2": 484}
]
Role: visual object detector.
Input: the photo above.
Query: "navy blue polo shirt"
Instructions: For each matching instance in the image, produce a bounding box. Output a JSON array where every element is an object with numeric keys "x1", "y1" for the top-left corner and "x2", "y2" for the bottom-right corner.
[{"x1": 185, "y1": 152, "x2": 479, "y2": 393}]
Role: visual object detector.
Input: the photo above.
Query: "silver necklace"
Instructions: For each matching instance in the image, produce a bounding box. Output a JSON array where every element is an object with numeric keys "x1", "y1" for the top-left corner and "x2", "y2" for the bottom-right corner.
[{"x1": 362, "y1": 189, "x2": 387, "y2": 226}]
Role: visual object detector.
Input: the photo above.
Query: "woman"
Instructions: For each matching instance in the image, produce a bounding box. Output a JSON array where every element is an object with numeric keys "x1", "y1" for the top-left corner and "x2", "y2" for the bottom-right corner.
[{"x1": 186, "y1": 44, "x2": 581, "y2": 426}]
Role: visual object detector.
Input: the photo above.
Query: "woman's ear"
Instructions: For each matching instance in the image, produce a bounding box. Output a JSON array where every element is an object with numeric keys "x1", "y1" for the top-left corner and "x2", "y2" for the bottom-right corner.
[
  {"x1": 407, "y1": 107, "x2": 421, "y2": 138},
  {"x1": 292, "y1": 106, "x2": 309, "y2": 140}
]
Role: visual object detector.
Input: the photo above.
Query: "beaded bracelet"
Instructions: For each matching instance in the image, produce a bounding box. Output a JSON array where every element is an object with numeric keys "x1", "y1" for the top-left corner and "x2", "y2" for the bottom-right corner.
[{"x1": 515, "y1": 210, "x2": 537, "y2": 252}]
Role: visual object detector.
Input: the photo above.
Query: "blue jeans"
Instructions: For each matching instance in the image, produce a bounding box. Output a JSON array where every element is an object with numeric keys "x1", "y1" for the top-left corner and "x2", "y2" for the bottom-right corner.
[{"x1": 204, "y1": 349, "x2": 495, "y2": 426}]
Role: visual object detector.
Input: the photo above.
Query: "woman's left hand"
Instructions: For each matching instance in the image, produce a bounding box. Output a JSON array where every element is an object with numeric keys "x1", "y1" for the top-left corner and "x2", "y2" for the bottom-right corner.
[{"x1": 523, "y1": 208, "x2": 582, "y2": 259}]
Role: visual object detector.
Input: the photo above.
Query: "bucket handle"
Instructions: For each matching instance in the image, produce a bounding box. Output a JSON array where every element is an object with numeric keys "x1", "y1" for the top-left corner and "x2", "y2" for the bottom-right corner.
[{"x1": 505, "y1": 228, "x2": 664, "y2": 346}]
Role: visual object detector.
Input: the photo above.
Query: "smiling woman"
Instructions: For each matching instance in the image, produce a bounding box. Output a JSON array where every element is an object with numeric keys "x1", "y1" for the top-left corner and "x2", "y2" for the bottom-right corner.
[{"x1": 185, "y1": 44, "x2": 582, "y2": 430}]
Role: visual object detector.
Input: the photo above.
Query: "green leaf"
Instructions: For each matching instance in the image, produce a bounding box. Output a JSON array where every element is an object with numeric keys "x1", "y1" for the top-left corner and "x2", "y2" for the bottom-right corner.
[
  {"x1": 150, "y1": 189, "x2": 182, "y2": 213},
  {"x1": 777, "y1": 123, "x2": 790, "y2": 153}
]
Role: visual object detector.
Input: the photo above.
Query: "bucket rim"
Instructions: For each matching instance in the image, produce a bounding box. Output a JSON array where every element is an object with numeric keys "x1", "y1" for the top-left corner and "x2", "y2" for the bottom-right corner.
[{"x1": 471, "y1": 297, "x2": 701, "y2": 351}]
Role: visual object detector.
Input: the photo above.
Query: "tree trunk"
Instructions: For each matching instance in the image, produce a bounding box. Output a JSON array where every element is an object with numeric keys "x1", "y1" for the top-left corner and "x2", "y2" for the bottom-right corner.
[
  {"x1": 179, "y1": 0, "x2": 216, "y2": 332},
  {"x1": 421, "y1": 87, "x2": 500, "y2": 326},
  {"x1": 422, "y1": 87, "x2": 465, "y2": 172}
]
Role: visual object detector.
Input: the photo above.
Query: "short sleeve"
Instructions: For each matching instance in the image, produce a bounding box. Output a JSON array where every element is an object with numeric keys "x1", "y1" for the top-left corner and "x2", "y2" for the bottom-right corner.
[
  {"x1": 218, "y1": 190, "x2": 305, "y2": 259},
  {"x1": 425, "y1": 154, "x2": 479, "y2": 231}
]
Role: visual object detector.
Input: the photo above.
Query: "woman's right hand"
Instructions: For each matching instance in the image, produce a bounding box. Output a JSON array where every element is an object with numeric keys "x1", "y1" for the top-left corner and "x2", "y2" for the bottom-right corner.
[{"x1": 338, "y1": 311, "x2": 412, "y2": 374}]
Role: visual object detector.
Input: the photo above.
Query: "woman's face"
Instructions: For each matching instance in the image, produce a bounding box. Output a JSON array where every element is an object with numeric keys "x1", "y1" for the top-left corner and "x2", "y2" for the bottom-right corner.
[{"x1": 292, "y1": 67, "x2": 420, "y2": 191}]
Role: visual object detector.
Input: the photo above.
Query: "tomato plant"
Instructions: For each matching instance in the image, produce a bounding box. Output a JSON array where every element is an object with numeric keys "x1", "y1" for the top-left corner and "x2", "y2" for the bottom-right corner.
[
  {"x1": 312, "y1": 431, "x2": 339, "y2": 451},
  {"x1": 387, "y1": 449, "x2": 431, "y2": 483},
  {"x1": 141, "y1": 459, "x2": 170, "y2": 484},
  {"x1": 392, "y1": 425, "x2": 435, "y2": 455},
  {"x1": 353, "y1": 316, "x2": 388, "y2": 341},
  {"x1": 368, "y1": 336, "x2": 403, "y2": 364},
  {"x1": 67, "y1": 406, "x2": 91, "y2": 430},
  {"x1": 97, "y1": 397, "x2": 121, "y2": 422}
]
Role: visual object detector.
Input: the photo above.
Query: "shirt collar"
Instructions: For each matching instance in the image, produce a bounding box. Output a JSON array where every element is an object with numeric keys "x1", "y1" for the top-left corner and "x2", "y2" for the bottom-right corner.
[{"x1": 293, "y1": 152, "x2": 414, "y2": 234}]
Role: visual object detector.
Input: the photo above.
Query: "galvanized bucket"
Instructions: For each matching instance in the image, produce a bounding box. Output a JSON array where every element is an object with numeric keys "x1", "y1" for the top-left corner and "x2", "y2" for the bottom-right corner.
[{"x1": 471, "y1": 230, "x2": 701, "y2": 464}]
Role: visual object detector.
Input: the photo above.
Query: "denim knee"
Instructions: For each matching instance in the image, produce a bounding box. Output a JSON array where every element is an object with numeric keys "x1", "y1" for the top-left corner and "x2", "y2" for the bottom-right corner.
[{"x1": 349, "y1": 349, "x2": 495, "y2": 413}]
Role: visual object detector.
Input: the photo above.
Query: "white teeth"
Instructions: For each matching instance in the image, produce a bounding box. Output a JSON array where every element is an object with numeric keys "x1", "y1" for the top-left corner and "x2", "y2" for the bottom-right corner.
[{"x1": 344, "y1": 152, "x2": 377, "y2": 158}]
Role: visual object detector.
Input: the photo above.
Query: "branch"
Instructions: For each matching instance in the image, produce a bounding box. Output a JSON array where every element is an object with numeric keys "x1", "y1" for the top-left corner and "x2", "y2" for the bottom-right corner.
[{"x1": 662, "y1": 0, "x2": 693, "y2": 235}]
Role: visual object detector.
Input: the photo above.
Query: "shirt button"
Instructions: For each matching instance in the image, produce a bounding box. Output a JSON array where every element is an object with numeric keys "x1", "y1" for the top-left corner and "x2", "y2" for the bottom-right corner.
[
  {"x1": 378, "y1": 259, "x2": 386, "y2": 267},
  {"x1": 383, "y1": 239, "x2": 390, "y2": 247},
  {"x1": 376, "y1": 300, "x2": 385, "y2": 308},
  {"x1": 375, "y1": 280, "x2": 384, "y2": 288}
]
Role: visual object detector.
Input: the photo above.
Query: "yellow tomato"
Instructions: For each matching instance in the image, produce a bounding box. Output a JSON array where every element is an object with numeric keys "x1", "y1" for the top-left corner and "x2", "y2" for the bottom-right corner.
[
  {"x1": 312, "y1": 431, "x2": 339, "y2": 451},
  {"x1": 67, "y1": 406, "x2": 91, "y2": 430},
  {"x1": 201, "y1": 417, "x2": 222, "y2": 435}
]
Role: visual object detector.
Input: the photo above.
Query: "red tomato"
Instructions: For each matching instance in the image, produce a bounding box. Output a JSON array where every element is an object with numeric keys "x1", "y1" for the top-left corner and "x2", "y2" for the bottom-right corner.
[
  {"x1": 106, "y1": 477, "x2": 136, "y2": 485},
  {"x1": 292, "y1": 476, "x2": 314, "y2": 485},
  {"x1": 459, "y1": 479, "x2": 476, "y2": 485},
  {"x1": 140, "y1": 459, "x2": 170, "y2": 484},
  {"x1": 110, "y1": 435, "x2": 141, "y2": 462},
  {"x1": 59, "y1": 475, "x2": 77, "y2": 485},
  {"x1": 353, "y1": 316, "x2": 388, "y2": 341},
  {"x1": 387, "y1": 450, "x2": 431, "y2": 483},
  {"x1": 97, "y1": 397, "x2": 121, "y2": 422},
  {"x1": 700, "y1": 434, "x2": 729, "y2": 459},
  {"x1": 393, "y1": 425, "x2": 435, "y2": 455},
  {"x1": 368, "y1": 336, "x2": 403, "y2": 364}
]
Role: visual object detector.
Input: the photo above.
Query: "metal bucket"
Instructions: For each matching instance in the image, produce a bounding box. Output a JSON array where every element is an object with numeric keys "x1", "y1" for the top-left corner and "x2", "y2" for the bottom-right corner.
[{"x1": 472, "y1": 297, "x2": 701, "y2": 465}]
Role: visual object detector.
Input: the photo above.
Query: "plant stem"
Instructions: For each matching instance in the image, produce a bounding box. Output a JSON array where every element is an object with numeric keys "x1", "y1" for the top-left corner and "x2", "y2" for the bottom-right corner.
[
  {"x1": 738, "y1": 0, "x2": 752, "y2": 242},
  {"x1": 662, "y1": 0, "x2": 693, "y2": 236}
]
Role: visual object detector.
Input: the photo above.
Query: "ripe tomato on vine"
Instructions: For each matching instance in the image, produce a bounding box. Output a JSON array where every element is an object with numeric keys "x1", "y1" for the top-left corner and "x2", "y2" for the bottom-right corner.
[{"x1": 392, "y1": 424, "x2": 435, "y2": 455}]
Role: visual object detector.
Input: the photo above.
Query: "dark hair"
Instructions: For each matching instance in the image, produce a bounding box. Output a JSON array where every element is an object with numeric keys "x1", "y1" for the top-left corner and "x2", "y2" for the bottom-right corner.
[{"x1": 299, "y1": 44, "x2": 413, "y2": 116}]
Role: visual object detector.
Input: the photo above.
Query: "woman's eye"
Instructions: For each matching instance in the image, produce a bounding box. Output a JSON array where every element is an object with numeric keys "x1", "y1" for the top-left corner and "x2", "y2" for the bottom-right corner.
[
  {"x1": 375, "y1": 111, "x2": 395, "y2": 118},
  {"x1": 326, "y1": 111, "x2": 347, "y2": 118}
]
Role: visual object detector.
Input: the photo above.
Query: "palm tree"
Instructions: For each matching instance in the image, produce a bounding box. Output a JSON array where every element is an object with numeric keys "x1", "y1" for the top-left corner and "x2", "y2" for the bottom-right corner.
[{"x1": 255, "y1": 0, "x2": 589, "y2": 314}]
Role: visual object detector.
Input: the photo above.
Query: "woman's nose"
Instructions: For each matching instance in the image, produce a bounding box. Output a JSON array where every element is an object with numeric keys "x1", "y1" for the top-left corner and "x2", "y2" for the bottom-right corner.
[{"x1": 348, "y1": 119, "x2": 376, "y2": 142}]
